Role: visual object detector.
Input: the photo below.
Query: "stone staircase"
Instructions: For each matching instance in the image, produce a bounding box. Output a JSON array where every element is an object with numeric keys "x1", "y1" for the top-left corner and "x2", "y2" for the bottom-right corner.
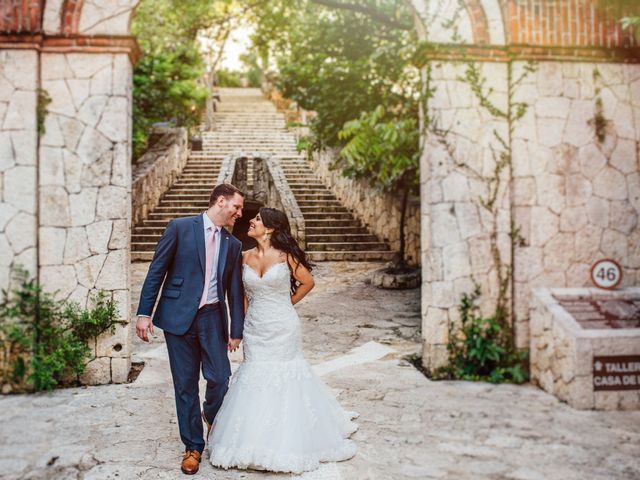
[{"x1": 131, "y1": 88, "x2": 394, "y2": 262}]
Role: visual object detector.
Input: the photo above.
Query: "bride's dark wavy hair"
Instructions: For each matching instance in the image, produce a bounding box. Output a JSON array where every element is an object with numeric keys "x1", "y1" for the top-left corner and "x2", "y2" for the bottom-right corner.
[{"x1": 259, "y1": 207, "x2": 314, "y2": 293}]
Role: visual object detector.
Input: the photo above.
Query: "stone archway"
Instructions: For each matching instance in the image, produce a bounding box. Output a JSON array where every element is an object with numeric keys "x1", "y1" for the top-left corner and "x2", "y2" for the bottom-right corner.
[
  {"x1": 0, "y1": 0, "x2": 140, "y2": 384},
  {"x1": 415, "y1": 0, "x2": 640, "y2": 371}
]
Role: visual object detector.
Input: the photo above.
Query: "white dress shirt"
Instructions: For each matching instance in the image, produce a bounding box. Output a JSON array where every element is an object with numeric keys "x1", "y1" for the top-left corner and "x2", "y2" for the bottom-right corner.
[{"x1": 202, "y1": 212, "x2": 222, "y2": 305}]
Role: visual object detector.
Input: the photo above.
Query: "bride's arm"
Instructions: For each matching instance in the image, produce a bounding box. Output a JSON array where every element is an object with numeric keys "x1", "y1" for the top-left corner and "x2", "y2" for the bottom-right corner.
[
  {"x1": 242, "y1": 250, "x2": 249, "y2": 313},
  {"x1": 287, "y1": 254, "x2": 314, "y2": 305}
]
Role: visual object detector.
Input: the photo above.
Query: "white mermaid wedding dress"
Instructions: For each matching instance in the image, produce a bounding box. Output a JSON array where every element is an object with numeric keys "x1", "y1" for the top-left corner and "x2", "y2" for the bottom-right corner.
[{"x1": 209, "y1": 262, "x2": 357, "y2": 474}]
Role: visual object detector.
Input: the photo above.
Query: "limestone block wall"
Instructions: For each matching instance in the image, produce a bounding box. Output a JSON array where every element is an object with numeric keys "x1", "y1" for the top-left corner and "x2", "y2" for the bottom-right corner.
[
  {"x1": 421, "y1": 60, "x2": 640, "y2": 369},
  {"x1": 421, "y1": 61, "x2": 511, "y2": 369},
  {"x1": 132, "y1": 128, "x2": 189, "y2": 226},
  {"x1": 512, "y1": 62, "x2": 640, "y2": 349},
  {"x1": 38, "y1": 52, "x2": 133, "y2": 384},
  {"x1": 311, "y1": 149, "x2": 421, "y2": 266},
  {"x1": 414, "y1": 0, "x2": 640, "y2": 374},
  {"x1": 0, "y1": 50, "x2": 39, "y2": 290}
]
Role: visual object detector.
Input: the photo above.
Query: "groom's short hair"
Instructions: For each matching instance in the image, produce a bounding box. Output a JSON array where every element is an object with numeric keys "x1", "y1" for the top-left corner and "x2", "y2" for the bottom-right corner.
[{"x1": 209, "y1": 183, "x2": 245, "y2": 206}]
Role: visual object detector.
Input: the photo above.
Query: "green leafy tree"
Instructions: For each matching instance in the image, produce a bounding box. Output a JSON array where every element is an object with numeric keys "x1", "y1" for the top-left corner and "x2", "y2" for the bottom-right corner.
[
  {"x1": 250, "y1": 0, "x2": 418, "y2": 149},
  {"x1": 339, "y1": 106, "x2": 419, "y2": 267},
  {"x1": 131, "y1": 0, "x2": 234, "y2": 159}
]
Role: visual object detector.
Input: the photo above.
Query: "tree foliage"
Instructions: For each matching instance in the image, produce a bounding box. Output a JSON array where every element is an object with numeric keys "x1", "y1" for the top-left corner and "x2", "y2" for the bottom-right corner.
[
  {"x1": 131, "y1": 0, "x2": 229, "y2": 159},
  {"x1": 339, "y1": 105, "x2": 418, "y2": 194},
  {"x1": 250, "y1": 0, "x2": 419, "y2": 149}
]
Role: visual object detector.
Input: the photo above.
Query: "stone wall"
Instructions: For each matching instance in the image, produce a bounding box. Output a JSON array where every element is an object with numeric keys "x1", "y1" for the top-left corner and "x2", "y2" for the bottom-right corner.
[
  {"x1": 0, "y1": 50, "x2": 39, "y2": 291},
  {"x1": 132, "y1": 127, "x2": 189, "y2": 226},
  {"x1": 413, "y1": 0, "x2": 640, "y2": 372},
  {"x1": 512, "y1": 62, "x2": 640, "y2": 349},
  {"x1": 38, "y1": 51, "x2": 133, "y2": 384},
  {"x1": 311, "y1": 149, "x2": 421, "y2": 266}
]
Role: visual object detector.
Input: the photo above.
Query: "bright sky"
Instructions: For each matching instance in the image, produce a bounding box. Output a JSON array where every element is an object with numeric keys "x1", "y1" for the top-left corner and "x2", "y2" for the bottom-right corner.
[{"x1": 219, "y1": 24, "x2": 254, "y2": 71}]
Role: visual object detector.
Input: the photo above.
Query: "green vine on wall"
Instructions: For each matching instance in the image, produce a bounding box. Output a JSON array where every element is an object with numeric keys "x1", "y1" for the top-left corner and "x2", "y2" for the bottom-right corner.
[
  {"x1": 590, "y1": 68, "x2": 610, "y2": 143},
  {"x1": 36, "y1": 88, "x2": 51, "y2": 138},
  {"x1": 418, "y1": 6, "x2": 535, "y2": 382},
  {"x1": 0, "y1": 267, "x2": 121, "y2": 392}
]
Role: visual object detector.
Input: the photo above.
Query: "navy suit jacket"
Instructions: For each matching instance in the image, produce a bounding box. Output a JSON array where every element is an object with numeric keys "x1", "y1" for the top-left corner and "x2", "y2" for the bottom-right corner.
[{"x1": 136, "y1": 214, "x2": 244, "y2": 340}]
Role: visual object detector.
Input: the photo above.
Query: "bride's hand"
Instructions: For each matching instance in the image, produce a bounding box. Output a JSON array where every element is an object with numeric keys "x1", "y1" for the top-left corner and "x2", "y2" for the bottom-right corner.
[{"x1": 228, "y1": 338, "x2": 241, "y2": 352}]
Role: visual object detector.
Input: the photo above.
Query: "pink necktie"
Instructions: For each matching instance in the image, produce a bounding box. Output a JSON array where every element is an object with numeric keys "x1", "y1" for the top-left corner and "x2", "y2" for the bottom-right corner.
[{"x1": 199, "y1": 227, "x2": 216, "y2": 308}]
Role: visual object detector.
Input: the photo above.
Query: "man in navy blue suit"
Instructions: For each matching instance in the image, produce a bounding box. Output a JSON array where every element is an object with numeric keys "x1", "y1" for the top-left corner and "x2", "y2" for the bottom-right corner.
[{"x1": 135, "y1": 183, "x2": 245, "y2": 475}]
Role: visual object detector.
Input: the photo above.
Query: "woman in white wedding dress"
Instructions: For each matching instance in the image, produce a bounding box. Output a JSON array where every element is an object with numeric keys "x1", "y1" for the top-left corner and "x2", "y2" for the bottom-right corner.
[{"x1": 209, "y1": 207, "x2": 357, "y2": 474}]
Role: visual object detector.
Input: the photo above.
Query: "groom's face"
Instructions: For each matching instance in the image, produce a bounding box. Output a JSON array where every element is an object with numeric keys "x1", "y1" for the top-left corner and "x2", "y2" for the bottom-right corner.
[{"x1": 219, "y1": 193, "x2": 244, "y2": 227}]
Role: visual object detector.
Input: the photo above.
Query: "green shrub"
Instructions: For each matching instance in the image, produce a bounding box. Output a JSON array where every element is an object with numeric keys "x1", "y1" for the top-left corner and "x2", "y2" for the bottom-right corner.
[
  {"x1": 0, "y1": 268, "x2": 121, "y2": 392},
  {"x1": 432, "y1": 285, "x2": 528, "y2": 384}
]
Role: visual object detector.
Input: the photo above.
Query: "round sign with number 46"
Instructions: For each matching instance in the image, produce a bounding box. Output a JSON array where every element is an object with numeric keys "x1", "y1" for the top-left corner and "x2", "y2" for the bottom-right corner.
[{"x1": 590, "y1": 259, "x2": 623, "y2": 290}]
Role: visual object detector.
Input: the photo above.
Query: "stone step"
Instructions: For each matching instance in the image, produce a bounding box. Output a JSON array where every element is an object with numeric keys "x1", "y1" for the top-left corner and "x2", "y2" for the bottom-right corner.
[
  {"x1": 151, "y1": 206, "x2": 207, "y2": 213},
  {"x1": 306, "y1": 233, "x2": 380, "y2": 243},
  {"x1": 298, "y1": 205, "x2": 349, "y2": 213},
  {"x1": 172, "y1": 182, "x2": 218, "y2": 188},
  {"x1": 167, "y1": 189, "x2": 214, "y2": 195},
  {"x1": 292, "y1": 194, "x2": 337, "y2": 201},
  {"x1": 173, "y1": 174, "x2": 220, "y2": 179},
  {"x1": 162, "y1": 194, "x2": 213, "y2": 200},
  {"x1": 307, "y1": 242, "x2": 390, "y2": 252},
  {"x1": 148, "y1": 212, "x2": 201, "y2": 220},
  {"x1": 132, "y1": 234, "x2": 162, "y2": 244},
  {"x1": 297, "y1": 211, "x2": 353, "y2": 219},
  {"x1": 305, "y1": 226, "x2": 369, "y2": 234},
  {"x1": 308, "y1": 250, "x2": 396, "y2": 262},
  {"x1": 131, "y1": 226, "x2": 168, "y2": 235},
  {"x1": 156, "y1": 200, "x2": 210, "y2": 208},
  {"x1": 303, "y1": 219, "x2": 359, "y2": 227},
  {"x1": 296, "y1": 200, "x2": 343, "y2": 208},
  {"x1": 132, "y1": 251, "x2": 154, "y2": 262},
  {"x1": 131, "y1": 242, "x2": 159, "y2": 252}
]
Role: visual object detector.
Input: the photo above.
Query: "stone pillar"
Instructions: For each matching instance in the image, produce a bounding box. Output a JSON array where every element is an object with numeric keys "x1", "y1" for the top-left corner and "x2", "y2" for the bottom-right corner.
[
  {"x1": 0, "y1": 0, "x2": 140, "y2": 385},
  {"x1": 39, "y1": 51, "x2": 134, "y2": 384},
  {"x1": 0, "y1": 50, "x2": 39, "y2": 288}
]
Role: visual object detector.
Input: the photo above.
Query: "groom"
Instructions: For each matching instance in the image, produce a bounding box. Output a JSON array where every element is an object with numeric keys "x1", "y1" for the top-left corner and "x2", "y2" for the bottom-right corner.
[{"x1": 135, "y1": 183, "x2": 245, "y2": 475}]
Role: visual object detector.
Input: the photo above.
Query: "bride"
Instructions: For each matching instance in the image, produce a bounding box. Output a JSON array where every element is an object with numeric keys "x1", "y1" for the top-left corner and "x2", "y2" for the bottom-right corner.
[{"x1": 208, "y1": 207, "x2": 357, "y2": 474}]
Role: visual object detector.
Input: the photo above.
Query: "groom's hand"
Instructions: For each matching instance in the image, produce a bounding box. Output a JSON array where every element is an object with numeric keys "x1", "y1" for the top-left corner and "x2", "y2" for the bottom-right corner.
[
  {"x1": 228, "y1": 338, "x2": 241, "y2": 352},
  {"x1": 136, "y1": 316, "x2": 154, "y2": 342}
]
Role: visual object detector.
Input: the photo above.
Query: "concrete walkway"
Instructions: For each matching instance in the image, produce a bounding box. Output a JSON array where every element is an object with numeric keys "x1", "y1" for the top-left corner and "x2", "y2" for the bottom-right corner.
[{"x1": 0, "y1": 262, "x2": 639, "y2": 480}]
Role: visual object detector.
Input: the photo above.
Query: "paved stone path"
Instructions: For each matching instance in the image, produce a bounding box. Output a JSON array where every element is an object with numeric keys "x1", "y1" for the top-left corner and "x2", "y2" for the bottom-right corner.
[{"x1": 1, "y1": 262, "x2": 639, "y2": 479}]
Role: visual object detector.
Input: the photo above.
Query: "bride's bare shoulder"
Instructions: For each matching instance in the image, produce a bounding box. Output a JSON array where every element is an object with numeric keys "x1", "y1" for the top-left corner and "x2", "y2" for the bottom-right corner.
[{"x1": 242, "y1": 248, "x2": 257, "y2": 262}]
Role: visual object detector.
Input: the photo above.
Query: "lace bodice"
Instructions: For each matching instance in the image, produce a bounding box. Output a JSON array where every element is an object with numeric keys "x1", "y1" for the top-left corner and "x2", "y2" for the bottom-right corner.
[
  {"x1": 242, "y1": 262, "x2": 291, "y2": 305},
  {"x1": 241, "y1": 262, "x2": 301, "y2": 362}
]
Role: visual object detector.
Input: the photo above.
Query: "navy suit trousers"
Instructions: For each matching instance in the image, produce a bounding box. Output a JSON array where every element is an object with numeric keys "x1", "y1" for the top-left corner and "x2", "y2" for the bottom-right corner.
[{"x1": 164, "y1": 303, "x2": 231, "y2": 453}]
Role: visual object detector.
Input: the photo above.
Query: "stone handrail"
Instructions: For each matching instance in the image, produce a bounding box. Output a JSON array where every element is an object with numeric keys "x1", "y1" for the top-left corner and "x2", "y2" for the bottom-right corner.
[
  {"x1": 217, "y1": 153, "x2": 305, "y2": 247},
  {"x1": 131, "y1": 127, "x2": 189, "y2": 226}
]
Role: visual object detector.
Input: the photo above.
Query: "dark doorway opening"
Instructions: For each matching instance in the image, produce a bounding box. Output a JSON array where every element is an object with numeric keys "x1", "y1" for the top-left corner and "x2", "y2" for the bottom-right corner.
[{"x1": 232, "y1": 199, "x2": 262, "y2": 251}]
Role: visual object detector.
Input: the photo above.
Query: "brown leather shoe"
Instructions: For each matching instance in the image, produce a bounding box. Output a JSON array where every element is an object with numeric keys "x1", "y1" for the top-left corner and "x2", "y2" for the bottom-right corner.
[
  {"x1": 202, "y1": 411, "x2": 212, "y2": 439},
  {"x1": 181, "y1": 450, "x2": 201, "y2": 475}
]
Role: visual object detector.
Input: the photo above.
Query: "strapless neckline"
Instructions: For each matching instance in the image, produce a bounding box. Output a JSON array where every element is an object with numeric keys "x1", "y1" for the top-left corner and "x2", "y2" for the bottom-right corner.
[{"x1": 242, "y1": 261, "x2": 287, "y2": 279}]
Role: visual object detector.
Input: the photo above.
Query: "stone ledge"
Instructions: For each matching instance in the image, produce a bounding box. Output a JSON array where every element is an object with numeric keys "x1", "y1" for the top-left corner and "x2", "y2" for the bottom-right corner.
[{"x1": 530, "y1": 287, "x2": 640, "y2": 410}]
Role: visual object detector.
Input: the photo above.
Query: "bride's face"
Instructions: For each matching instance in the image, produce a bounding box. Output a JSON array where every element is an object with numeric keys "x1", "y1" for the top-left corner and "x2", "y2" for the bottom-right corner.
[{"x1": 247, "y1": 214, "x2": 272, "y2": 239}]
